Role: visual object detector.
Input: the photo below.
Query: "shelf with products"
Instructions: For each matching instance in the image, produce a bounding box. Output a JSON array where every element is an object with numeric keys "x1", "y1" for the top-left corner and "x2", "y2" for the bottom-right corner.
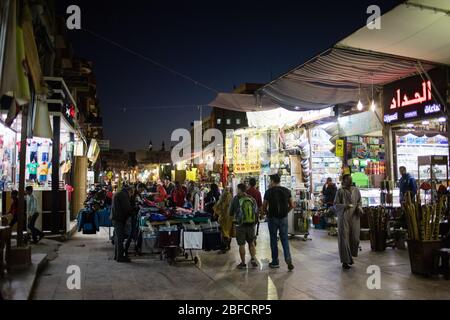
[
  {"x1": 360, "y1": 188, "x2": 401, "y2": 207},
  {"x1": 396, "y1": 133, "x2": 448, "y2": 180},
  {"x1": 311, "y1": 127, "x2": 343, "y2": 194}
]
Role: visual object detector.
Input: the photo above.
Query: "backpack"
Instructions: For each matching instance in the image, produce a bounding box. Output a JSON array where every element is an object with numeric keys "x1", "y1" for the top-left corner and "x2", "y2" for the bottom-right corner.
[
  {"x1": 237, "y1": 196, "x2": 257, "y2": 225},
  {"x1": 269, "y1": 187, "x2": 290, "y2": 218}
]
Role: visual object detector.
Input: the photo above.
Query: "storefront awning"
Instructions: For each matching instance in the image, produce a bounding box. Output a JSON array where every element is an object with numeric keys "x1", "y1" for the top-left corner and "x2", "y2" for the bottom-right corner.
[
  {"x1": 260, "y1": 47, "x2": 437, "y2": 111},
  {"x1": 338, "y1": 0, "x2": 450, "y2": 65},
  {"x1": 207, "y1": 92, "x2": 280, "y2": 112}
]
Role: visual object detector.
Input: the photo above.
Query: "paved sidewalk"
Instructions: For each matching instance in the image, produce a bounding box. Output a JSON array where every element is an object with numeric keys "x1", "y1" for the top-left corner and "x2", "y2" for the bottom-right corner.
[{"x1": 31, "y1": 225, "x2": 450, "y2": 300}]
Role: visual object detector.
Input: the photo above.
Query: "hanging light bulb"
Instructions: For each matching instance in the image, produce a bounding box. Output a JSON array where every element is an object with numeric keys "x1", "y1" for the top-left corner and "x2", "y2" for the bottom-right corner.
[
  {"x1": 356, "y1": 82, "x2": 363, "y2": 111},
  {"x1": 370, "y1": 75, "x2": 376, "y2": 112},
  {"x1": 357, "y1": 100, "x2": 364, "y2": 111}
]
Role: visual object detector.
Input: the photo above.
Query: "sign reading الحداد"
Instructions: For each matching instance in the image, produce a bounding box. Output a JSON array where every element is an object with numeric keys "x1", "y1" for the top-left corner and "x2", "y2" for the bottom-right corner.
[{"x1": 338, "y1": 111, "x2": 383, "y2": 137}]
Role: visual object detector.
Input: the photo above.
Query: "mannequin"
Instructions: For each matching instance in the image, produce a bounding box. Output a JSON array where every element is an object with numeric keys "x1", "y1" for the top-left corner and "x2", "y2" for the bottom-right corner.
[
  {"x1": 39, "y1": 161, "x2": 50, "y2": 183},
  {"x1": 27, "y1": 160, "x2": 39, "y2": 182},
  {"x1": 28, "y1": 140, "x2": 41, "y2": 162}
]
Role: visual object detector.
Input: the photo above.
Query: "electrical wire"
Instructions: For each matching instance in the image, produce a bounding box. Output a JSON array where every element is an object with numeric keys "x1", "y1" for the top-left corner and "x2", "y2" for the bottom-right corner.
[
  {"x1": 120, "y1": 104, "x2": 208, "y2": 112},
  {"x1": 81, "y1": 27, "x2": 219, "y2": 94}
]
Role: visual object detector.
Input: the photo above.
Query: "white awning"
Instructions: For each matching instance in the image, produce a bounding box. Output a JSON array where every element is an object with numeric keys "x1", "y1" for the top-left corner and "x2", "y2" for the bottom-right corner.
[
  {"x1": 260, "y1": 47, "x2": 436, "y2": 111},
  {"x1": 338, "y1": 0, "x2": 450, "y2": 65},
  {"x1": 247, "y1": 107, "x2": 335, "y2": 128},
  {"x1": 207, "y1": 92, "x2": 280, "y2": 112}
]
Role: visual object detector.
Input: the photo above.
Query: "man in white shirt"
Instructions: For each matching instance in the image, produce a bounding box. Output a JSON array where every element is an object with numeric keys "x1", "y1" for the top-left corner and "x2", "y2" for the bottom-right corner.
[{"x1": 26, "y1": 186, "x2": 45, "y2": 243}]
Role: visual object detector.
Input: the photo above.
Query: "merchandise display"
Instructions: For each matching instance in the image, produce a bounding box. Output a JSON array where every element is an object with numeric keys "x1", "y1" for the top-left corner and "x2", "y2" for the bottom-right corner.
[
  {"x1": 311, "y1": 127, "x2": 341, "y2": 193},
  {"x1": 396, "y1": 133, "x2": 448, "y2": 180}
]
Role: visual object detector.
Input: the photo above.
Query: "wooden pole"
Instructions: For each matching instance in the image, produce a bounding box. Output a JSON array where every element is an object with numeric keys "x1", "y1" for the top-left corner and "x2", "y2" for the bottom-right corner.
[{"x1": 17, "y1": 104, "x2": 28, "y2": 247}]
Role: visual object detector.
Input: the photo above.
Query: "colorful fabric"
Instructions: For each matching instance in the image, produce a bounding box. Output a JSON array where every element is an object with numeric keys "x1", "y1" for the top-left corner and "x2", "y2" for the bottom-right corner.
[{"x1": 27, "y1": 162, "x2": 39, "y2": 175}]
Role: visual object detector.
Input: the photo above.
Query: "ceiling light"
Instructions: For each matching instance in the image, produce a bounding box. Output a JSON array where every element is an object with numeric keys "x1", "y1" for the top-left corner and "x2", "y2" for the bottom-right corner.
[
  {"x1": 438, "y1": 117, "x2": 446, "y2": 123},
  {"x1": 407, "y1": 123, "x2": 414, "y2": 128},
  {"x1": 422, "y1": 121, "x2": 430, "y2": 125},
  {"x1": 370, "y1": 100, "x2": 376, "y2": 112},
  {"x1": 294, "y1": 106, "x2": 300, "y2": 110},
  {"x1": 357, "y1": 100, "x2": 364, "y2": 111}
]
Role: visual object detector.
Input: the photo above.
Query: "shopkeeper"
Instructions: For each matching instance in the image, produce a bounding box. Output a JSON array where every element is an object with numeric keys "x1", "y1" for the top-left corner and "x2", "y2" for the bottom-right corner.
[
  {"x1": 398, "y1": 166, "x2": 417, "y2": 203},
  {"x1": 322, "y1": 177, "x2": 337, "y2": 208}
]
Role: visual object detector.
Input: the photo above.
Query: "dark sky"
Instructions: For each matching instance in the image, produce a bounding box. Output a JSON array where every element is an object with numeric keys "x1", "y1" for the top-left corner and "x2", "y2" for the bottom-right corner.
[{"x1": 56, "y1": 0, "x2": 401, "y2": 151}]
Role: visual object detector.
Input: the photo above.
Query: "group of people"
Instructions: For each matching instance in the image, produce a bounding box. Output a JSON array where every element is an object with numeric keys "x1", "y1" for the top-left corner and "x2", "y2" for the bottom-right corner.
[
  {"x1": 109, "y1": 175, "x2": 295, "y2": 271},
  {"x1": 3, "y1": 186, "x2": 44, "y2": 244}
]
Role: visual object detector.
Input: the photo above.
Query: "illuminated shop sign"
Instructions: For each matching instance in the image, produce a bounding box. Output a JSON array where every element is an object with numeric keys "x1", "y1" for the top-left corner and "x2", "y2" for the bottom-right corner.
[{"x1": 383, "y1": 68, "x2": 447, "y2": 124}]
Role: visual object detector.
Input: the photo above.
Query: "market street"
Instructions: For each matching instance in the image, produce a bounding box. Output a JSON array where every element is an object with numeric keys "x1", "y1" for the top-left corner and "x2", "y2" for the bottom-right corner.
[{"x1": 32, "y1": 226, "x2": 450, "y2": 300}]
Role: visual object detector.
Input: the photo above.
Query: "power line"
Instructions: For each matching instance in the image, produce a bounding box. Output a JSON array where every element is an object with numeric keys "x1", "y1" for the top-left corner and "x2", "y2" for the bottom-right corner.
[
  {"x1": 81, "y1": 27, "x2": 219, "y2": 94},
  {"x1": 121, "y1": 104, "x2": 209, "y2": 111}
]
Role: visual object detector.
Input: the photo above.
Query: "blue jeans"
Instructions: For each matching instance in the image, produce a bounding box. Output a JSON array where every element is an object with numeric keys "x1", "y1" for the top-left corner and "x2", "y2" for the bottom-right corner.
[{"x1": 268, "y1": 216, "x2": 292, "y2": 264}]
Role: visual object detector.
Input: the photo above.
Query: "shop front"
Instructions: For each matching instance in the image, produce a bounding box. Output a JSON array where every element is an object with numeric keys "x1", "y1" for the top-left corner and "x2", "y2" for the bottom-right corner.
[
  {"x1": 383, "y1": 67, "x2": 449, "y2": 192},
  {"x1": 1, "y1": 77, "x2": 87, "y2": 235}
]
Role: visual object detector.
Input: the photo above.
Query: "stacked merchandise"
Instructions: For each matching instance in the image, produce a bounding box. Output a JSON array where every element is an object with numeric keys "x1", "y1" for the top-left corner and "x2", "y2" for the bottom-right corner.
[
  {"x1": 298, "y1": 134, "x2": 311, "y2": 187},
  {"x1": 311, "y1": 127, "x2": 342, "y2": 193},
  {"x1": 77, "y1": 185, "x2": 113, "y2": 233},
  {"x1": 404, "y1": 192, "x2": 446, "y2": 275},
  {"x1": 366, "y1": 207, "x2": 389, "y2": 251},
  {"x1": 397, "y1": 133, "x2": 448, "y2": 180}
]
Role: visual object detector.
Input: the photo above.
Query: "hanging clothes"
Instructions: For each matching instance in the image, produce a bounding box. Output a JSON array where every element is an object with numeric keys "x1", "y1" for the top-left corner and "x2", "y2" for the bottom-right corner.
[{"x1": 213, "y1": 189, "x2": 233, "y2": 239}]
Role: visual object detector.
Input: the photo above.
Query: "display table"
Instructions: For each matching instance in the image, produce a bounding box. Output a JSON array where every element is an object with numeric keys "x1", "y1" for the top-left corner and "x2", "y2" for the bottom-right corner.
[{"x1": 0, "y1": 226, "x2": 11, "y2": 278}]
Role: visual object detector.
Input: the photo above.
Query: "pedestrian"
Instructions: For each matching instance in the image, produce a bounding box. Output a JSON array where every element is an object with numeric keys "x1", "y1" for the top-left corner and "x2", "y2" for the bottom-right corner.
[
  {"x1": 322, "y1": 177, "x2": 337, "y2": 208},
  {"x1": 334, "y1": 174, "x2": 362, "y2": 270},
  {"x1": 213, "y1": 187, "x2": 233, "y2": 253},
  {"x1": 155, "y1": 179, "x2": 168, "y2": 204},
  {"x1": 26, "y1": 186, "x2": 45, "y2": 243},
  {"x1": 124, "y1": 184, "x2": 145, "y2": 257},
  {"x1": 7, "y1": 190, "x2": 19, "y2": 228},
  {"x1": 229, "y1": 183, "x2": 258, "y2": 269},
  {"x1": 171, "y1": 181, "x2": 186, "y2": 208},
  {"x1": 246, "y1": 178, "x2": 262, "y2": 213},
  {"x1": 111, "y1": 185, "x2": 134, "y2": 263},
  {"x1": 398, "y1": 166, "x2": 417, "y2": 204},
  {"x1": 262, "y1": 174, "x2": 295, "y2": 271},
  {"x1": 204, "y1": 183, "x2": 221, "y2": 214}
]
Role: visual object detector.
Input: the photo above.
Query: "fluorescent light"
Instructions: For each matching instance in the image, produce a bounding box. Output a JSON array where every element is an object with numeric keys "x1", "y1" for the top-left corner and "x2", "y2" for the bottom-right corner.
[
  {"x1": 406, "y1": 124, "x2": 414, "y2": 128},
  {"x1": 370, "y1": 100, "x2": 376, "y2": 112},
  {"x1": 422, "y1": 121, "x2": 430, "y2": 125},
  {"x1": 438, "y1": 117, "x2": 446, "y2": 123},
  {"x1": 294, "y1": 106, "x2": 300, "y2": 110},
  {"x1": 357, "y1": 100, "x2": 364, "y2": 111}
]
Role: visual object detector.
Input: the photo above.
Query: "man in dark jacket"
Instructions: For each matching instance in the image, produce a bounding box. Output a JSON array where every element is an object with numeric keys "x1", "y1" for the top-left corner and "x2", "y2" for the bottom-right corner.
[
  {"x1": 398, "y1": 166, "x2": 417, "y2": 203},
  {"x1": 322, "y1": 177, "x2": 337, "y2": 208},
  {"x1": 112, "y1": 186, "x2": 134, "y2": 262}
]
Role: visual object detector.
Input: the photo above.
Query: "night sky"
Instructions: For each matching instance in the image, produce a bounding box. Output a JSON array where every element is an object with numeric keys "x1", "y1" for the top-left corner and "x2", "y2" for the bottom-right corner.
[{"x1": 56, "y1": 0, "x2": 401, "y2": 151}]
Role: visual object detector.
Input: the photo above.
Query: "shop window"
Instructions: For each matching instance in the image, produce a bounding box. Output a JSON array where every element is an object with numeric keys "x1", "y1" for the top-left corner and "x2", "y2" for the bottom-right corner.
[
  {"x1": 236, "y1": 118, "x2": 241, "y2": 125},
  {"x1": 217, "y1": 118, "x2": 222, "y2": 125},
  {"x1": 226, "y1": 119, "x2": 231, "y2": 125}
]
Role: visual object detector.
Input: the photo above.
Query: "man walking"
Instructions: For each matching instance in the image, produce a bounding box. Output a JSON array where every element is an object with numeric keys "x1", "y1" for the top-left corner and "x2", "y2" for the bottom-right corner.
[
  {"x1": 26, "y1": 186, "x2": 44, "y2": 243},
  {"x1": 229, "y1": 183, "x2": 258, "y2": 269},
  {"x1": 398, "y1": 166, "x2": 417, "y2": 204},
  {"x1": 111, "y1": 185, "x2": 133, "y2": 263},
  {"x1": 334, "y1": 174, "x2": 362, "y2": 270},
  {"x1": 262, "y1": 174, "x2": 295, "y2": 271}
]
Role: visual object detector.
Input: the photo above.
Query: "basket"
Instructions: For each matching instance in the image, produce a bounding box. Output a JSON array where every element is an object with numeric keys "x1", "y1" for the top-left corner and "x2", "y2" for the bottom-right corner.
[{"x1": 407, "y1": 240, "x2": 442, "y2": 275}]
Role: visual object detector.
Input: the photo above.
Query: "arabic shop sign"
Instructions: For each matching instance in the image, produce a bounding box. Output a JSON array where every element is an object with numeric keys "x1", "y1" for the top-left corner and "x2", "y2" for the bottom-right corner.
[{"x1": 383, "y1": 68, "x2": 447, "y2": 124}]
